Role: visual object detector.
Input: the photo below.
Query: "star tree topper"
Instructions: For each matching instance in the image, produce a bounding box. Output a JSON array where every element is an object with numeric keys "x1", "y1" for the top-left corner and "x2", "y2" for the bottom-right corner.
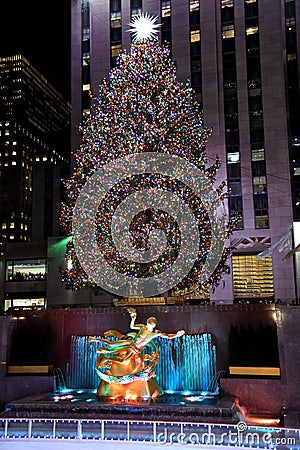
[{"x1": 128, "y1": 12, "x2": 161, "y2": 42}]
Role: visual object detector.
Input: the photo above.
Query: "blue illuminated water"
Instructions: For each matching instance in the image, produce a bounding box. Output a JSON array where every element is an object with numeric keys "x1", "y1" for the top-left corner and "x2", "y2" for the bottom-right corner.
[{"x1": 67, "y1": 333, "x2": 218, "y2": 395}]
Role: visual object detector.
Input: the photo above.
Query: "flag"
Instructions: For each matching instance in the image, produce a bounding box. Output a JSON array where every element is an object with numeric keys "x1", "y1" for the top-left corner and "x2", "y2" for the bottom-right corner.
[{"x1": 257, "y1": 231, "x2": 292, "y2": 260}]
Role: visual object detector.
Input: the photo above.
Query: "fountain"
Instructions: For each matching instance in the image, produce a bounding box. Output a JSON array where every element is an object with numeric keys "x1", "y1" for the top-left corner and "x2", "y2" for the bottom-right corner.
[
  {"x1": 53, "y1": 368, "x2": 68, "y2": 394},
  {"x1": 3, "y1": 312, "x2": 234, "y2": 423},
  {"x1": 68, "y1": 332, "x2": 219, "y2": 396}
]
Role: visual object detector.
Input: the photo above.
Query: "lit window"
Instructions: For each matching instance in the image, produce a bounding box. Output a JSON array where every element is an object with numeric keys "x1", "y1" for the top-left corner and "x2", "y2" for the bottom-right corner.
[
  {"x1": 255, "y1": 211, "x2": 269, "y2": 228},
  {"x1": 286, "y1": 19, "x2": 295, "y2": 29},
  {"x1": 6, "y1": 259, "x2": 47, "y2": 282},
  {"x1": 12, "y1": 161, "x2": 16, "y2": 166},
  {"x1": 221, "y1": 0, "x2": 233, "y2": 7},
  {"x1": 82, "y1": 54, "x2": 90, "y2": 67},
  {"x1": 111, "y1": 44, "x2": 122, "y2": 57},
  {"x1": 10, "y1": 222, "x2": 14, "y2": 229},
  {"x1": 251, "y1": 149, "x2": 265, "y2": 161},
  {"x1": 13, "y1": 141, "x2": 17, "y2": 146},
  {"x1": 111, "y1": 17, "x2": 121, "y2": 28},
  {"x1": 189, "y1": 0, "x2": 199, "y2": 12},
  {"x1": 12, "y1": 151, "x2": 17, "y2": 155},
  {"x1": 222, "y1": 25, "x2": 234, "y2": 39},
  {"x1": 227, "y1": 152, "x2": 240, "y2": 164},
  {"x1": 83, "y1": 84, "x2": 90, "y2": 91},
  {"x1": 10, "y1": 234, "x2": 15, "y2": 240},
  {"x1": 2, "y1": 223, "x2": 7, "y2": 230},
  {"x1": 36, "y1": 157, "x2": 40, "y2": 162},
  {"x1": 162, "y1": 1, "x2": 171, "y2": 17},
  {"x1": 232, "y1": 254, "x2": 274, "y2": 299},
  {"x1": 82, "y1": 27, "x2": 90, "y2": 41},
  {"x1": 190, "y1": 30, "x2": 200, "y2": 42},
  {"x1": 253, "y1": 176, "x2": 266, "y2": 194},
  {"x1": 43, "y1": 156, "x2": 47, "y2": 161},
  {"x1": 131, "y1": 4, "x2": 142, "y2": 17},
  {"x1": 246, "y1": 26, "x2": 258, "y2": 35}
]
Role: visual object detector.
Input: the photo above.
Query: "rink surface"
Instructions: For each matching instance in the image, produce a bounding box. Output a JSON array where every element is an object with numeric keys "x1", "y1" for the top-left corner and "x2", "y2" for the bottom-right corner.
[{"x1": 0, "y1": 439, "x2": 246, "y2": 449}]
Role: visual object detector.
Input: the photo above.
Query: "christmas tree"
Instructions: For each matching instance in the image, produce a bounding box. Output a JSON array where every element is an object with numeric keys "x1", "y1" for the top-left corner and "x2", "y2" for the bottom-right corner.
[{"x1": 60, "y1": 14, "x2": 232, "y2": 298}]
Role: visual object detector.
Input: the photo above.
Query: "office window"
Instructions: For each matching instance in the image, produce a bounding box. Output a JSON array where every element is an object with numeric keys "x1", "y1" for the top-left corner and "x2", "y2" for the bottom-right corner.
[
  {"x1": 222, "y1": 25, "x2": 234, "y2": 39},
  {"x1": 246, "y1": 26, "x2": 258, "y2": 35},
  {"x1": 82, "y1": 27, "x2": 90, "y2": 41},
  {"x1": 227, "y1": 152, "x2": 240, "y2": 164},
  {"x1": 253, "y1": 176, "x2": 266, "y2": 194},
  {"x1": 6, "y1": 259, "x2": 47, "y2": 282},
  {"x1": 190, "y1": 0, "x2": 199, "y2": 12},
  {"x1": 111, "y1": 44, "x2": 122, "y2": 57},
  {"x1": 162, "y1": 1, "x2": 171, "y2": 17},
  {"x1": 255, "y1": 210, "x2": 269, "y2": 228},
  {"x1": 131, "y1": 0, "x2": 142, "y2": 17},
  {"x1": 221, "y1": 0, "x2": 233, "y2": 6},
  {"x1": 82, "y1": 54, "x2": 90, "y2": 67},
  {"x1": 111, "y1": 12, "x2": 121, "y2": 28},
  {"x1": 190, "y1": 30, "x2": 200, "y2": 42},
  {"x1": 232, "y1": 254, "x2": 274, "y2": 299},
  {"x1": 4, "y1": 296, "x2": 46, "y2": 312}
]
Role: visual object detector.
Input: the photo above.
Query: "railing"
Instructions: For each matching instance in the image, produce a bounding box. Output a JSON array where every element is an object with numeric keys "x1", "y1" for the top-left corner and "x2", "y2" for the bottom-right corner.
[{"x1": 0, "y1": 418, "x2": 299, "y2": 448}]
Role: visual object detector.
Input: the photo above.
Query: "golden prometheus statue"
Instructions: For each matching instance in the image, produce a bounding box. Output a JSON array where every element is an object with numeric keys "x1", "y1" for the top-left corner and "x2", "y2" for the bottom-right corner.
[{"x1": 88, "y1": 308, "x2": 185, "y2": 400}]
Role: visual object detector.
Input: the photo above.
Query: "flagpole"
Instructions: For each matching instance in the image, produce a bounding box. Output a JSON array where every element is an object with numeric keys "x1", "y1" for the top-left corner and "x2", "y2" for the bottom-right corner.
[{"x1": 291, "y1": 225, "x2": 299, "y2": 305}]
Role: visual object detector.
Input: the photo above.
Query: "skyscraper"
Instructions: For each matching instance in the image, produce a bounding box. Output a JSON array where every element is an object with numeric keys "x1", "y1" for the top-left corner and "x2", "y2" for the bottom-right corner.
[
  {"x1": 0, "y1": 54, "x2": 71, "y2": 243},
  {"x1": 70, "y1": 0, "x2": 300, "y2": 304}
]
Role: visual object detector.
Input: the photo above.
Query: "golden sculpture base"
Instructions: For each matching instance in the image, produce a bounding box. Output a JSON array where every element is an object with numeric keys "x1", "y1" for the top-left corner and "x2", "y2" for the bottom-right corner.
[{"x1": 97, "y1": 378, "x2": 163, "y2": 401}]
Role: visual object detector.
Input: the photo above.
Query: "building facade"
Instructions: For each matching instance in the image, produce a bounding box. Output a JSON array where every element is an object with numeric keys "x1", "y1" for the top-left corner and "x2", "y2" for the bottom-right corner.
[{"x1": 0, "y1": 55, "x2": 71, "y2": 243}]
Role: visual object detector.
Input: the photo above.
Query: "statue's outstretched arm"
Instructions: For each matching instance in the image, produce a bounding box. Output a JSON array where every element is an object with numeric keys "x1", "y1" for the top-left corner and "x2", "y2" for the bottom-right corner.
[
  {"x1": 157, "y1": 329, "x2": 185, "y2": 339},
  {"x1": 88, "y1": 336, "x2": 102, "y2": 343}
]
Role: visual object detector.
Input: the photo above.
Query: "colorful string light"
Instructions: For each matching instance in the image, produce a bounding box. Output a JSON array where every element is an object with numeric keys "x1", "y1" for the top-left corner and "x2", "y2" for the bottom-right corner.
[{"x1": 60, "y1": 36, "x2": 234, "y2": 296}]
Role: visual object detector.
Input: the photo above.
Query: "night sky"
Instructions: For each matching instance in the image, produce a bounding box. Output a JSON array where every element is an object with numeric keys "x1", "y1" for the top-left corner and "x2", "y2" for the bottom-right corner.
[{"x1": 0, "y1": 0, "x2": 71, "y2": 101}]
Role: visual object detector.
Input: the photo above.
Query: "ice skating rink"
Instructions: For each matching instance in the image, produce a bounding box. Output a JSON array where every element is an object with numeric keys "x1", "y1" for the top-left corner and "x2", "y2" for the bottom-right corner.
[{"x1": 0, "y1": 439, "x2": 245, "y2": 450}]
